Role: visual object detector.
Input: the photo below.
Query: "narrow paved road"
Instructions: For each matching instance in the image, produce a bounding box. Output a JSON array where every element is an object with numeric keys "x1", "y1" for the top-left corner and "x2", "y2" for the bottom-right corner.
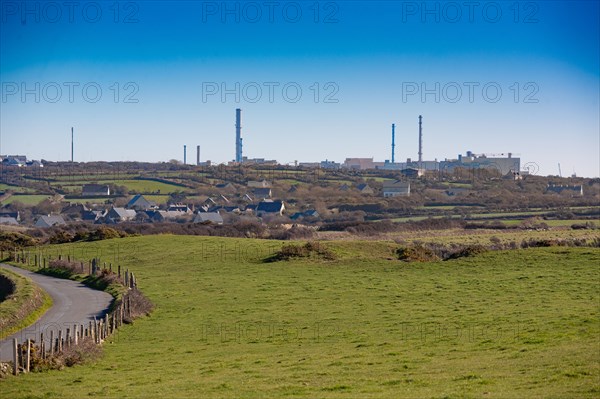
[{"x1": 0, "y1": 264, "x2": 113, "y2": 362}]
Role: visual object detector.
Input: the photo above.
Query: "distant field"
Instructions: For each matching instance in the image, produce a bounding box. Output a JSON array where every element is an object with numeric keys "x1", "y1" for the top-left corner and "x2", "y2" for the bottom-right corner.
[
  {"x1": 2, "y1": 235, "x2": 598, "y2": 398},
  {"x1": 0, "y1": 184, "x2": 35, "y2": 193},
  {"x1": 49, "y1": 179, "x2": 190, "y2": 194},
  {"x1": 63, "y1": 197, "x2": 112, "y2": 205},
  {"x1": 142, "y1": 195, "x2": 171, "y2": 204},
  {"x1": 0, "y1": 194, "x2": 50, "y2": 205}
]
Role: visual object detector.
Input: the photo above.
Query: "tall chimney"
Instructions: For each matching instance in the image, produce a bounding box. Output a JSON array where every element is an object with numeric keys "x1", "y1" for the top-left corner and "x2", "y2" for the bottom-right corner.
[
  {"x1": 418, "y1": 115, "x2": 423, "y2": 167},
  {"x1": 391, "y1": 123, "x2": 396, "y2": 164},
  {"x1": 196, "y1": 145, "x2": 200, "y2": 166},
  {"x1": 235, "y1": 108, "x2": 242, "y2": 163},
  {"x1": 183, "y1": 145, "x2": 187, "y2": 165},
  {"x1": 71, "y1": 127, "x2": 74, "y2": 162}
]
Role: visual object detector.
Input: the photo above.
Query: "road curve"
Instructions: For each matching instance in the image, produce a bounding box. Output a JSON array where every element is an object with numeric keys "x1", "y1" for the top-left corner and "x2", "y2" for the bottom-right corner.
[{"x1": 0, "y1": 264, "x2": 113, "y2": 362}]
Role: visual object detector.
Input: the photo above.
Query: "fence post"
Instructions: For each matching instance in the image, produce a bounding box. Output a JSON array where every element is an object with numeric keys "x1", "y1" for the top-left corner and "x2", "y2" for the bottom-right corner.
[
  {"x1": 49, "y1": 330, "x2": 54, "y2": 356},
  {"x1": 40, "y1": 332, "x2": 45, "y2": 359},
  {"x1": 12, "y1": 339, "x2": 18, "y2": 375},
  {"x1": 120, "y1": 301, "x2": 124, "y2": 326},
  {"x1": 127, "y1": 295, "x2": 132, "y2": 319},
  {"x1": 26, "y1": 339, "x2": 31, "y2": 372},
  {"x1": 58, "y1": 330, "x2": 63, "y2": 352}
]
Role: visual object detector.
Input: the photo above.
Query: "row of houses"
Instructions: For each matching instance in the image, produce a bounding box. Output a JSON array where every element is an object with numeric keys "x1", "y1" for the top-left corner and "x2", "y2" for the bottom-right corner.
[{"x1": 3, "y1": 198, "x2": 288, "y2": 228}]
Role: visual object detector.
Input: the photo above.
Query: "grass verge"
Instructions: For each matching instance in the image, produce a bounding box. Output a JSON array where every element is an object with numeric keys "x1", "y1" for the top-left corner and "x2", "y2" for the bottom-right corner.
[{"x1": 0, "y1": 268, "x2": 52, "y2": 340}]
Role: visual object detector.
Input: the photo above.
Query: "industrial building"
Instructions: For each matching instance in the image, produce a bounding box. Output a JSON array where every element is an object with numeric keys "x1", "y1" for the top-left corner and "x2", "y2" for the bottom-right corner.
[{"x1": 440, "y1": 151, "x2": 520, "y2": 175}]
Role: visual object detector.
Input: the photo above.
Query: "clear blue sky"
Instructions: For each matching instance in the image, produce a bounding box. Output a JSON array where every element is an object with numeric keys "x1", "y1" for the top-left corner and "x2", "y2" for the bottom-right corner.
[{"x1": 1, "y1": 1, "x2": 599, "y2": 177}]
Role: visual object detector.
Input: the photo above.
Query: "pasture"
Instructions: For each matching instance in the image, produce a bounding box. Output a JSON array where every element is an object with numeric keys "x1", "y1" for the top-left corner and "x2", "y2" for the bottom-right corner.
[{"x1": 1, "y1": 235, "x2": 598, "y2": 398}]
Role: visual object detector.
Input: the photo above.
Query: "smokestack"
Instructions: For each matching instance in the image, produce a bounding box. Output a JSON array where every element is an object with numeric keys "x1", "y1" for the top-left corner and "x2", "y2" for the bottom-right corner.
[
  {"x1": 235, "y1": 108, "x2": 242, "y2": 163},
  {"x1": 71, "y1": 127, "x2": 74, "y2": 162},
  {"x1": 391, "y1": 123, "x2": 396, "y2": 164},
  {"x1": 196, "y1": 145, "x2": 200, "y2": 166},
  {"x1": 418, "y1": 115, "x2": 423, "y2": 167},
  {"x1": 183, "y1": 145, "x2": 187, "y2": 165}
]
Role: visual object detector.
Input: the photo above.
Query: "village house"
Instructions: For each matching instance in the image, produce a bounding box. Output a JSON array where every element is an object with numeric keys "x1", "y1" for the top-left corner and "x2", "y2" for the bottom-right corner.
[
  {"x1": 247, "y1": 180, "x2": 271, "y2": 188},
  {"x1": 126, "y1": 194, "x2": 156, "y2": 210},
  {"x1": 82, "y1": 184, "x2": 111, "y2": 197},
  {"x1": 256, "y1": 200, "x2": 285, "y2": 217},
  {"x1": 35, "y1": 215, "x2": 67, "y2": 228},
  {"x1": 0, "y1": 216, "x2": 19, "y2": 225},
  {"x1": 194, "y1": 212, "x2": 224, "y2": 225},
  {"x1": 356, "y1": 183, "x2": 374, "y2": 194},
  {"x1": 253, "y1": 187, "x2": 272, "y2": 199},
  {"x1": 105, "y1": 207, "x2": 137, "y2": 223},
  {"x1": 546, "y1": 184, "x2": 584, "y2": 196},
  {"x1": 382, "y1": 181, "x2": 411, "y2": 197}
]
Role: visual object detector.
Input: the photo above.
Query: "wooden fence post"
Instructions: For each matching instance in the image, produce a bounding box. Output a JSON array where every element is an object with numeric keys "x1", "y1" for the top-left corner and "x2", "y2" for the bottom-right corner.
[
  {"x1": 50, "y1": 330, "x2": 54, "y2": 356},
  {"x1": 26, "y1": 339, "x2": 31, "y2": 372},
  {"x1": 12, "y1": 339, "x2": 18, "y2": 375},
  {"x1": 66, "y1": 328, "x2": 71, "y2": 348},
  {"x1": 58, "y1": 330, "x2": 63, "y2": 352},
  {"x1": 40, "y1": 332, "x2": 45, "y2": 359}
]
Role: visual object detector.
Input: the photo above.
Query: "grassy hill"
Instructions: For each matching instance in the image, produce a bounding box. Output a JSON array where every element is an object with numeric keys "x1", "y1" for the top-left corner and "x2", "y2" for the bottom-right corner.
[{"x1": 2, "y1": 235, "x2": 599, "y2": 398}]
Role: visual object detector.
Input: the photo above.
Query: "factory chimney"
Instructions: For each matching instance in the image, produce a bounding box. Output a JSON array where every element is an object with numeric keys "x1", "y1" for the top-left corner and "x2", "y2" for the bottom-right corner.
[
  {"x1": 391, "y1": 123, "x2": 396, "y2": 164},
  {"x1": 183, "y1": 145, "x2": 187, "y2": 165},
  {"x1": 235, "y1": 108, "x2": 243, "y2": 163},
  {"x1": 71, "y1": 127, "x2": 74, "y2": 162},
  {"x1": 196, "y1": 145, "x2": 200, "y2": 166},
  {"x1": 418, "y1": 115, "x2": 423, "y2": 167}
]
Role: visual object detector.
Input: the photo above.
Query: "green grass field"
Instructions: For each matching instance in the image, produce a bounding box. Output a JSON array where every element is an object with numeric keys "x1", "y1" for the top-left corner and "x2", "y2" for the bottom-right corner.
[
  {"x1": 1, "y1": 236, "x2": 599, "y2": 398},
  {"x1": 0, "y1": 184, "x2": 35, "y2": 193},
  {"x1": 50, "y1": 179, "x2": 190, "y2": 194},
  {"x1": 0, "y1": 195, "x2": 51, "y2": 205}
]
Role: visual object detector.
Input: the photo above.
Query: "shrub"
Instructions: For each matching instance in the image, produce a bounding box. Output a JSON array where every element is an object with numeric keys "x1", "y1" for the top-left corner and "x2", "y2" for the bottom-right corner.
[
  {"x1": 396, "y1": 245, "x2": 440, "y2": 262},
  {"x1": 267, "y1": 241, "x2": 336, "y2": 262},
  {"x1": 444, "y1": 245, "x2": 488, "y2": 260}
]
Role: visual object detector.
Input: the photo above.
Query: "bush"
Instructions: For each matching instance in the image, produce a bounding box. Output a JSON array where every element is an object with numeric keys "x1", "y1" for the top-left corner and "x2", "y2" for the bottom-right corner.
[
  {"x1": 267, "y1": 241, "x2": 336, "y2": 262},
  {"x1": 444, "y1": 245, "x2": 488, "y2": 260},
  {"x1": 0, "y1": 231, "x2": 38, "y2": 252},
  {"x1": 396, "y1": 245, "x2": 440, "y2": 262}
]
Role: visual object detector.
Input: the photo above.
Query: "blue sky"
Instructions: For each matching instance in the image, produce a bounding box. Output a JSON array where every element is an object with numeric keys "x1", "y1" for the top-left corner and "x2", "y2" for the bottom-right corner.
[{"x1": 1, "y1": 1, "x2": 599, "y2": 177}]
